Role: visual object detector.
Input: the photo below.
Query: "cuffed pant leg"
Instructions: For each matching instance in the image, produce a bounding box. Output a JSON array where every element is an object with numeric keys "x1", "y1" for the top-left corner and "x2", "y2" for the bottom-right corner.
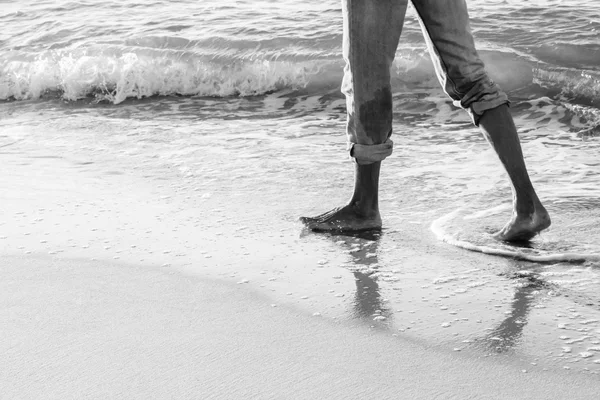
[
  {"x1": 411, "y1": 0, "x2": 509, "y2": 125},
  {"x1": 342, "y1": 0, "x2": 409, "y2": 164}
]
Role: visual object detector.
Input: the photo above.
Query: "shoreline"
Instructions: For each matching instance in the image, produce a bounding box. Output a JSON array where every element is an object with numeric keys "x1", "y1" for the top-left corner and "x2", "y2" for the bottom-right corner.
[
  {"x1": 2, "y1": 253, "x2": 599, "y2": 400},
  {"x1": 2, "y1": 113, "x2": 600, "y2": 397}
]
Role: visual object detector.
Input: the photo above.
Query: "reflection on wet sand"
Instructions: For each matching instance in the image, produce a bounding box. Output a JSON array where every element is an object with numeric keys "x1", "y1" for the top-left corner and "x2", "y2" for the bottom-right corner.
[
  {"x1": 482, "y1": 262, "x2": 549, "y2": 353},
  {"x1": 484, "y1": 283, "x2": 536, "y2": 352},
  {"x1": 329, "y1": 231, "x2": 392, "y2": 325}
]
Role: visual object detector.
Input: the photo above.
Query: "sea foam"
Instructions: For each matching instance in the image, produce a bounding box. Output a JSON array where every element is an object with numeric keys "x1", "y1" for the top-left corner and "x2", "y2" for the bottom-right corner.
[{"x1": 0, "y1": 49, "x2": 321, "y2": 103}]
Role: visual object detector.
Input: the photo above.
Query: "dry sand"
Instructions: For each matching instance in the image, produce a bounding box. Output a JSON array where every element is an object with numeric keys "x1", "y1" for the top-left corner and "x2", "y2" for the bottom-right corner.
[
  {"x1": 1, "y1": 254, "x2": 598, "y2": 400},
  {"x1": 2, "y1": 119, "x2": 600, "y2": 399}
]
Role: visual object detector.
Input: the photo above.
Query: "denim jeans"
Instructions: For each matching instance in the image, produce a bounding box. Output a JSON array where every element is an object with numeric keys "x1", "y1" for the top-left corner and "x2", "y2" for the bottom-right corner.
[{"x1": 343, "y1": 0, "x2": 509, "y2": 164}]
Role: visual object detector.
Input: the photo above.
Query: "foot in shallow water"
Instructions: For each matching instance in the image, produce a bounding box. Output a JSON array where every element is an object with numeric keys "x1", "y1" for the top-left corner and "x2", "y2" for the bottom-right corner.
[
  {"x1": 300, "y1": 204, "x2": 382, "y2": 232},
  {"x1": 493, "y1": 206, "x2": 551, "y2": 242}
]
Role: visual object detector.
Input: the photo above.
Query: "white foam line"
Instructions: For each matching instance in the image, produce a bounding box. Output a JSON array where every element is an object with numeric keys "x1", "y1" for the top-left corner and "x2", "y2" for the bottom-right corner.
[{"x1": 431, "y1": 210, "x2": 600, "y2": 263}]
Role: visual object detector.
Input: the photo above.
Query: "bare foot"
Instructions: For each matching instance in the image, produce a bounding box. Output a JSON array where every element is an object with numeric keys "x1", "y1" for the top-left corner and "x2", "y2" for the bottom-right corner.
[
  {"x1": 493, "y1": 205, "x2": 551, "y2": 242},
  {"x1": 300, "y1": 204, "x2": 382, "y2": 232}
]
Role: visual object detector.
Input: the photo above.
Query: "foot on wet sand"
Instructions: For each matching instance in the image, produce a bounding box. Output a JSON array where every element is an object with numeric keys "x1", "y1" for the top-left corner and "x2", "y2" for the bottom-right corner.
[
  {"x1": 493, "y1": 206, "x2": 551, "y2": 242},
  {"x1": 300, "y1": 204, "x2": 382, "y2": 232}
]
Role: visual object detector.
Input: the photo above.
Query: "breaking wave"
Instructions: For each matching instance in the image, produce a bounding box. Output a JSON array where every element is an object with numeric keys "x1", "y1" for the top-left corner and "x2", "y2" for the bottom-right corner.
[{"x1": 1, "y1": 45, "x2": 599, "y2": 112}]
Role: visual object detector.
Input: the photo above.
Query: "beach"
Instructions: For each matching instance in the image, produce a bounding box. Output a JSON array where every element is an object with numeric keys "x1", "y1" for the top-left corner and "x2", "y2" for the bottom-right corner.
[
  {"x1": 2, "y1": 109, "x2": 600, "y2": 398},
  {"x1": 2, "y1": 0, "x2": 600, "y2": 398},
  {"x1": 1, "y1": 255, "x2": 599, "y2": 400}
]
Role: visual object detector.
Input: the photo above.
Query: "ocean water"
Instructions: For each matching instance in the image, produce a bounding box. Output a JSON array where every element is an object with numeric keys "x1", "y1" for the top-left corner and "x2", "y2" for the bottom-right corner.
[
  {"x1": 3, "y1": 0, "x2": 600, "y2": 372},
  {"x1": 4, "y1": 1, "x2": 599, "y2": 252}
]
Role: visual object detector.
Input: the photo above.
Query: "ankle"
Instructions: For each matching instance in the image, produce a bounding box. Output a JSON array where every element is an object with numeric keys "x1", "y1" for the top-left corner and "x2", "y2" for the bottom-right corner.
[
  {"x1": 351, "y1": 161, "x2": 381, "y2": 215},
  {"x1": 515, "y1": 203, "x2": 535, "y2": 216},
  {"x1": 349, "y1": 198, "x2": 379, "y2": 218},
  {"x1": 515, "y1": 196, "x2": 547, "y2": 217},
  {"x1": 512, "y1": 190, "x2": 534, "y2": 212}
]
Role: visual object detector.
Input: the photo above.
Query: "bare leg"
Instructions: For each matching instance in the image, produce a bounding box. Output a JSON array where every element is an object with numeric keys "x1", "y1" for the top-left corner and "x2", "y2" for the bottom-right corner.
[
  {"x1": 479, "y1": 105, "x2": 551, "y2": 241},
  {"x1": 301, "y1": 0, "x2": 408, "y2": 232},
  {"x1": 412, "y1": 0, "x2": 550, "y2": 241}
]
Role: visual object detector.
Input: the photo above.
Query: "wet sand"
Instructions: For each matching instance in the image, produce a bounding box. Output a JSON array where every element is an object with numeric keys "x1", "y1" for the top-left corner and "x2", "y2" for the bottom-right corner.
[
  {"x1": 1, "y1": 255, "x2": 599, "y2": 400},
  {"x1": 2, "y1": 122, "x2": 600, "y2": 398}
]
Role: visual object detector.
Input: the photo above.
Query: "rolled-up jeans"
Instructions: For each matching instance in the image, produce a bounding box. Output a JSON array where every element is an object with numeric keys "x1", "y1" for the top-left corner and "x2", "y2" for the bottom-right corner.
[{"x1": 343, "y1": 0, "x2": 509, "y2": 164}]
